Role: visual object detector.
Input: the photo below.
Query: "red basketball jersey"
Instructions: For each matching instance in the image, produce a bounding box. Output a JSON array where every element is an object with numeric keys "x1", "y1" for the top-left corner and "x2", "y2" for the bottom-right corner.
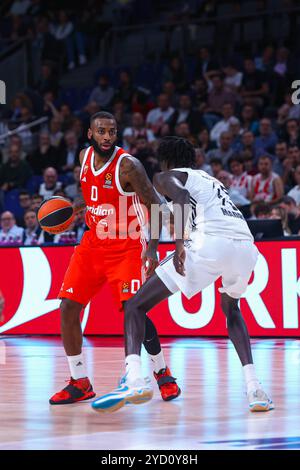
[{"x1": 80, "y1": 146, "x2": 147, "y2": 249}]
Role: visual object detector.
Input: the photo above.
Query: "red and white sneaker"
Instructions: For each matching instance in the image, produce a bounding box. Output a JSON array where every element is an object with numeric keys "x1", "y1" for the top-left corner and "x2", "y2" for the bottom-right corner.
[
  {"x1": 49, "y1": 377, "x2": 96, "y2": 405},
  {"x1": 154, "y1": 367, "x2": 181, "y2": 401}
]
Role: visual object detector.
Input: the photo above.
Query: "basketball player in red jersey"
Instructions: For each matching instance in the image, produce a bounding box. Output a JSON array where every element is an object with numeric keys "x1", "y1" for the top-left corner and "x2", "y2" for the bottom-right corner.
[{"x1": 49, "y1": 112, "x2": 180, "y2": 405}]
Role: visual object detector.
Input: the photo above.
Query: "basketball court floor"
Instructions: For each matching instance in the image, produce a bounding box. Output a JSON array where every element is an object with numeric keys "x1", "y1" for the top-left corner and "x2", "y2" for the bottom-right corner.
[{"x1": 0, "y1": 336, "x2": 300, "y2": 450}]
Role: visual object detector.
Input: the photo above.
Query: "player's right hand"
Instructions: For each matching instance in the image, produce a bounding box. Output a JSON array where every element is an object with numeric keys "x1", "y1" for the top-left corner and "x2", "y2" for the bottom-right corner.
[{"x1": 173, "y1": 240, "x2": 186, "y2": 276}]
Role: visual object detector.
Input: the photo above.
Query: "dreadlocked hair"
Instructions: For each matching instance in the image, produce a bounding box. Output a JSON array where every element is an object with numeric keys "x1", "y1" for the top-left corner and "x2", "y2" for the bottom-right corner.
[{"x1": 157, "y1": 136, "x2": 196, "y2": 169}]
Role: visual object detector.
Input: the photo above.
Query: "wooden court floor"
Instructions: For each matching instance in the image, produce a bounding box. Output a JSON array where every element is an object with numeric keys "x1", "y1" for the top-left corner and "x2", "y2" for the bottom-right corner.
[{"x1": 0, "y1": 336, "x2": 300, "y2": 450}]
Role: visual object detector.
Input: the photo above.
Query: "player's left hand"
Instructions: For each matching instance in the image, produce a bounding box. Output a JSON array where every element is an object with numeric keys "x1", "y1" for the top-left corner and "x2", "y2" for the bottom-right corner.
[
  {"x1": 142, "y1": 246, "x2": 159, "y2": 279},
  {"x1": 174, "y1": 240, "x2": 186, "y2": 276}
]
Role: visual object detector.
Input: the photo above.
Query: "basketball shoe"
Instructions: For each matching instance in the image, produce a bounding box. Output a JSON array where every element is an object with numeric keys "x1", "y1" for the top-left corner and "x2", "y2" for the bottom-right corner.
[
  {"x1": 91, "y1": 375, "x2": 153, "y2": 413},
  {"x1": 49, "y1": 377, "x2": 96, "y2": 405},
  {"x1": 154, "y1": 367, "x2": 181, "y2": 401},
  {"x1": 247, "y1": 388, "x2": 274, "y2": 412}
]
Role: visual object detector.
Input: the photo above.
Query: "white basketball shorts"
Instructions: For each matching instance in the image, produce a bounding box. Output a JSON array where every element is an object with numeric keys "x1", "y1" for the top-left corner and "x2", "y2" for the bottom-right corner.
[{"x1": 156, "y1": 235, "x2": 259, "y2": 299}]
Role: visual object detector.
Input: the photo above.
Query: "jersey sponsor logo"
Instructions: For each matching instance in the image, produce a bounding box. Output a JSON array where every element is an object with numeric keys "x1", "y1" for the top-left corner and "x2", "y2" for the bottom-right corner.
[
  {"x1": 103, "y1": 172, "x2": 114, "y2": 189},
  {"x1": 86, "y1": 205, "x2": 115, "y2": 216}
]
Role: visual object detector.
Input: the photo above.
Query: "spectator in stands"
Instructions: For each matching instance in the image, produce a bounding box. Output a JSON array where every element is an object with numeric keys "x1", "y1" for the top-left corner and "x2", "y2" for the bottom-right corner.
[
  {"x1": 270, "y1": 206, "x2": 291, "y2": 236},
  {"x1": 17, "y1": 190, "x2": 32, "y2": 227},
  {"x1": 194, "y1": 148, "x2": 212, "y2": 175},
  {"x1": 70, "y1": 118, "x2": 88, "y2": 148},
  {"x1": 167, "y1": 94, "x2": 203, "y2": 135},
  {"x1": 59, "y1": 130, "x2": 80, "y2": 173},
  {"x1": 0, "y1": 211, "x2": 24, "y2": 244},
  {"x1": 252, "y1": 202, "x2": 272, "y2": 219},
  {"x1": 162, "y1": 81, "x2": 179, "y2": 108},
  {"x1": 282, "y1": 144, "x2": 300, "y2": 192},
  {"x1": 59, "y1": 103, "x2": 75, "y2": 131},
  {"x1": 255, "y1": 45, "x2": 275, "y2": 74},
  {"x1": 131, "y1": 87, "x2": 155, "y2": 119},
  {"x1": 210, "y1": 102, "x2": 235, "y2": 144},
  {"x1": 279, "y1": 196, "x2": 300, "y2": 234},
  {"x1": 223, "y1": 62, "x2": 243, "y2": 93},
  {"x1": 27, "y1": 131, "x2": 60, "y2": 175},
  {"x1": 1, "y1": 134, "x2": 27, "y2": 164},
  {"x1": 0, "y1": 144, "x2": 32, "y2": 192},
  {"x1": 241, "y1": 130, "x2": 260, "y2": 163},
  {"x1": 250, "y1": 155, "x2": 284, "y2": 203},
  {"x1": 39, "y1": 167, "x2": 62, "y2": 199},
  {"x1": 287, "y1": 164, "x2": 300, "y2": 205},
  {"x1": 122, "y1": 112, "x2": 155, "y2": 152},
  {"x1": 273, "y1": 141, "x2": 288, "y2": 177},
  {"x1": 228, "y1": 155, "x2": 252, "y2": 201},
  {"x1": 35, "y1": 61, "x2": 59, "y2": 96},
  {"x1": 22, "y1": 209, "x2": 43, "y2": 245},
  {"x1": 162, "y1": 56, "x2": 187, "y2": 93},
  {"x1": 16, "y1": 106, "x2": 35, "y2": 153},
  {"x1": 241, "y1": 57, "x2": 269, "y2": 107},
  {"x1": 191, "y1": 78, "x2": 208, "y2": 109},
  {"x1": 88, "y1": 74, "x2": 115, "y2": 109},
  {"x1": 50, "y1": 10, "x2": 87, "y2": 70},
  {"x1": 206, "y1": 73, "x2": 237, "y2": 115},
  {"x1": 254, "y1": 118, "x2": 278, "y2": 155},
  {"x1": 65, "y1": 165, "x2": 82, "y2": 200},
  {"x1": 134, "y1": 136, "x2": 160, "y2": 181},
  {"x1": 46, "y1": 114, "x2": 63, "y2": 146},
  {"x1": 31, "y1": 193, "x2": 43, "y2": 211},
  {"x1": 207, "y1": 131, "x2": 234, "y2": 168},
  {"x1": 240, "y1": 104, "x2": 259, "y2": 134},
  {"x1": 194, "y1": 47, "x2": 219, "y2": 79},
  {"x1": 197, "y1": 127, "x2": 216, "y2": 152},
  {"x1": 73, "y1": 208, "x2": 87, "y2": 243},
  {"x1": 114, "y1": 70, "x2": 135, "y2": 112},
  {"x1": 174, "y1": 122, "x2": 196, "y2": 145},
  {"x1": 146, "y1": 94, "x2": 174, "y2": 137},
  {"x1": 210, "y1": 158, "x2": 223, "y2": 178},
  {"x1": 284, "y1": 118, "x2": 300, "y2": 147}
]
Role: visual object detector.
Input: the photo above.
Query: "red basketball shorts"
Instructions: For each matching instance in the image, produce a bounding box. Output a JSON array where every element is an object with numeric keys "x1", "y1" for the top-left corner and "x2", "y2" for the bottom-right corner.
[{"x1": 58, "y1": 230, "x2": 145, "y2": 310}]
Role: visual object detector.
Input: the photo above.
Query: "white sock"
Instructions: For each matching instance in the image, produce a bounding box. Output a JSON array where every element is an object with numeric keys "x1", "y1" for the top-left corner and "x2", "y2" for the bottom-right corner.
[
  {"x1": 149, "y1": 350, "x2": 166, "y2": 374},
  {"x1": 125, "y1": 354, "x2": 142, "y2": 383},
  {"x1": 243, "y1": 363, "x2": 261, "y2": 393},
  {"x1": 67, "y1": 353, "x2": 87, "y2": 380}
]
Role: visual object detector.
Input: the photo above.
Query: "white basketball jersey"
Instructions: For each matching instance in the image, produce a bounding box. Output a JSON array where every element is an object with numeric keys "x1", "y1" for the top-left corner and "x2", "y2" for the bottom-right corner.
[{"x1": 170, "y1": 168, "x2": 253, "y2": 242}]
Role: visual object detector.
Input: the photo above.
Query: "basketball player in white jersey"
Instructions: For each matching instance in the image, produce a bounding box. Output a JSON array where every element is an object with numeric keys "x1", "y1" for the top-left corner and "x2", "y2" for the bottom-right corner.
[{"x1": 92, "y1": 136, "x2": 274, "y2": 413}]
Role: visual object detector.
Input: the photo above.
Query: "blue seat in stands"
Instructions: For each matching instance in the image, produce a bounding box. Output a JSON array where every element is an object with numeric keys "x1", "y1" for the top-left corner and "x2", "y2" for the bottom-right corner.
[{"x1": 4, "y1": 189, "x2": 22, "y2": 216}]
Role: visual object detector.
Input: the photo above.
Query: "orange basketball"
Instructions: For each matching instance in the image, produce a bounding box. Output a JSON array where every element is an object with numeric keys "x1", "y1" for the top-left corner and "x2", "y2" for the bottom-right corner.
[{"x1": 37, "y1": 196, "x2": 75, "y2": 234}]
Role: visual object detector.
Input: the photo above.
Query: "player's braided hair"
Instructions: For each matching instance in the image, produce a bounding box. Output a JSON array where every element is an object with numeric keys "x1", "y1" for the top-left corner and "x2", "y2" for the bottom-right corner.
[
  {"x1": 157, "y1": 136, "x2": 195, "y2": 169},
  {"x1": 90, "y1": 111, "x2": 116, "y2": 126}
]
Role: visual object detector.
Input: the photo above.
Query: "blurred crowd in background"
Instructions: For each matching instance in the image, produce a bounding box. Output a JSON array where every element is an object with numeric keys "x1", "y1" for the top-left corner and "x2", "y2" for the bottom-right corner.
[{"x1": 1, "y1": 0, "x2": 300, "y2": 245}]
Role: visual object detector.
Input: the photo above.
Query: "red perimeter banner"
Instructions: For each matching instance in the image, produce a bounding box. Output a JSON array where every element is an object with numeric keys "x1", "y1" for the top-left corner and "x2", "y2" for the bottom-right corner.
[{"x1": 0, "y1": 241, "x2": 299, "y2": 336}]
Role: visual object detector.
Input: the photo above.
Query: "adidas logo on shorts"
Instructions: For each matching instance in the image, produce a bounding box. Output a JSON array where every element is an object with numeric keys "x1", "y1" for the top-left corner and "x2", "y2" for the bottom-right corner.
[{"x1": 66, "y1": 288, "x2": 74, "y2": 293}]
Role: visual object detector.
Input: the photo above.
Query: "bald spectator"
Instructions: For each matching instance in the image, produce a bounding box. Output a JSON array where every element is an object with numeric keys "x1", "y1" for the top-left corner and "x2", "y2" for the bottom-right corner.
[
  {"x1": 206, "y1": 131, "x2": 235, "y2": 168},
  {"x1": 250, "y1": 155, "x2": 284, "y2": 203},
  {"x1": 0, "y1": 144, "x2": 32, "y2": 192},
  {"x1": 0, "y1": 211, "x2": 24, "y2": 243},
  {"x1": 146, "y1": 94, "x2": 174, "y2": 136},
  {"x1": 27, "y1": 131, "x2": 60, "y2": 175},
  {"x1": 39, "y1": 167, "x2": 62, "y2": 199},
  {"x1": 122, "y1": 112, "x2": 155, "y2": 152}
]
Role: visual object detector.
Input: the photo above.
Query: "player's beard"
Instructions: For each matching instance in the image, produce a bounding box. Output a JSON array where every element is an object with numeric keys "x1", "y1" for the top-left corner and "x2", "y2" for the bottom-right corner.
[{"x1": 90, "y1": 136, "x2": 116, "y2": 159}]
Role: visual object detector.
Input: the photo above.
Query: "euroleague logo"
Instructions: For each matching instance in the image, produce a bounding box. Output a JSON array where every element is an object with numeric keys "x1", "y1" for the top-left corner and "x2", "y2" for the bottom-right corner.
[
  {"x1": 122, "y1": 282, "x2": 129, "y2": 293},
  {"x1": 103, "y1": 172, "x2": 113, "y2": 189}
]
